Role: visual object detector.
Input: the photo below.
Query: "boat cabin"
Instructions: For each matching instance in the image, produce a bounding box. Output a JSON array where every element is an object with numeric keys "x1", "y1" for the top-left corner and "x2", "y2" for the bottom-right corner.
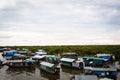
[
  {"x1": 45, "y1": 55, "x2": 58, "y2": 63},
  {"x1": 40, "y1": 61, "x2": 60, "y2": 74},
  {"x1": 61, "y1": 53, "x2": 78, "y2": 60},
  {"x1": 60, "y1": 58, "x2": 84, "y2": 69},
  {"x1": 3, "y1": 50, "x2": 19, "y2": 56},
  {"x1": 96, "y1": 54, "x2": 115, "y2": 61},
  {"x1": 83, "y1": 57, "x2": 108, "y2": 67},
  {"x1": 36, "y1": 49, "x2": 47, "y2": 56},
  {"x1": 32, "y1": 55, "x2": 45, "y2": 62},
  {"x1": 6, "y1": 59, "x2": 35, "y2": 68}
]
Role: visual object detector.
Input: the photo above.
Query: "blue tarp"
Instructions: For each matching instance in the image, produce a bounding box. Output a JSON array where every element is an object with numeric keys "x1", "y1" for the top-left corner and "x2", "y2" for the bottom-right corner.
[
  {"x1": 101, "y1": 56, "x2": 111, "y2": 60},
  {"x1": 4, "y1": 51, "x2": 18, "y2": 56}
]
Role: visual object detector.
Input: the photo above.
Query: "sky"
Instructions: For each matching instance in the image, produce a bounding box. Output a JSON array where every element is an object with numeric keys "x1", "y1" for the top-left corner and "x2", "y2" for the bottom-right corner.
[{"x1": 0, "y1": 0, "x2": 120, "y2": 46}]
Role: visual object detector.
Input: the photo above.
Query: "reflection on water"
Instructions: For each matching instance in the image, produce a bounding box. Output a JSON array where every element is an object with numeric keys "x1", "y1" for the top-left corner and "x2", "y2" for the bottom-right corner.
[
  {"x1": 40, "y1": 70, "x2": 60, "y2": 80},
  {"x1": 0, "y1": 65, "x2": 119, "y2": 80},
  {"x1": 6, "y1": 67, "x2": 36, "y2": 74},
  {"x1": 61, "y1": 66, "x2": 83, "y2": 75}
]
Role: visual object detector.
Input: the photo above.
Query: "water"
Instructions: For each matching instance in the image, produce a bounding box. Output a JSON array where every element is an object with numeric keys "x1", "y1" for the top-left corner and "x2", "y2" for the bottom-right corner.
[{"x1": 0, "y1": 65, "x2": 120, "y2": 80}]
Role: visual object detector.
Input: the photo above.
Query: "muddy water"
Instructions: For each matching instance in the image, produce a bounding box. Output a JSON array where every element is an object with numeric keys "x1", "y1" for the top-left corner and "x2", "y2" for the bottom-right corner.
[{"x1": 0, "y1": 65, "x2": 120, "y2": 80}]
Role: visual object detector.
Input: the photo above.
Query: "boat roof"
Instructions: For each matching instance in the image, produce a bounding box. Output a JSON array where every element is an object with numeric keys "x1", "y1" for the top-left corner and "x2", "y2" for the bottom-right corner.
[
  {"x1": 7, "y1": 60, "x2": 23, "y2": 63},
  {"x1": 40, "y1": 61, "x2": 54, "y2": 68},
  {"x1": 32, "y1": 55, "x2": 45, "y2": 59},
  {"x1": 62, "y1": 52, "x2": 77, "y2": 55},
  {"x1": 83, "y1": 57, "x2": 108, "y2": 61},
  {"x1": 60, "y1": 58, "x2": 75, "y2": 62},
  {"x1": 84, "y1": 67, "x2": 117, "y2": 71},
  {"x1": 75, "y1": 75, "x2": 98, "y2": 80},
  {"x1": 99, "y1": 78, "x2": 113, "y2": 80},
  {"x1": 4, "y1": 50, "x2": 17, "y2": 53},
  {"x1": 44, "y1": 55, "x2": 56, "y2": 57},
  {"x1": 96, "y1": 54, "x2": 112, "y2": 56}
]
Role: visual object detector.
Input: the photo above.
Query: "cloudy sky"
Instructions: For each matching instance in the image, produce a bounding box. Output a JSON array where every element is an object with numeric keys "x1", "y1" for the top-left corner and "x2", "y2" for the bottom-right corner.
[{"x1": 0, "y1": 0, "x2": 120, "y2": 46}]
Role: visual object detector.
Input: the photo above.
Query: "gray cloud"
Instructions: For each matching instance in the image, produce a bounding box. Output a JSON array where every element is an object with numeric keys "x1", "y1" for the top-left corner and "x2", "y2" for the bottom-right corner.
[{"x1": 0, "y1": 0, "x2": 120, "y2": 45}]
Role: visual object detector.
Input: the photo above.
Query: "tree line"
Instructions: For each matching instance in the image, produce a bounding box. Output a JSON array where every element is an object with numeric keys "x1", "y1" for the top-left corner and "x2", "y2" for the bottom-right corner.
[{"x1": 4, "y1": 45, "x2": 120, "y2": 60}]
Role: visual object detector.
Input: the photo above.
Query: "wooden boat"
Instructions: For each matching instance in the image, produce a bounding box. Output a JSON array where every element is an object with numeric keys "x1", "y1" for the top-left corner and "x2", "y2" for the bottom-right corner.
[
  {"x1": 71, "y1": 75, "x2": 98, "y2": 80},
  {"x1": 84, "y1": 67, "x2": 117, "y2": 79},
  {"x1": 40, "y1": 61, "x2": 60, "y2": 74},
  {"x1": 83, "y1": 57, "x2": 108, "y2": 67},
  {"x1": 60, "y1": 58, "x2": 84, "y2": 69},
  {"x1": 6, "y1": 59, "x2": 35, "y2": 68}
]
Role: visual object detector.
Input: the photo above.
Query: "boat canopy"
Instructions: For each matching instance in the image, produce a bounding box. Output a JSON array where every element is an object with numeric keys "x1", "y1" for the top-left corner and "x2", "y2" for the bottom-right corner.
[
  {"x1": 7, "y1": 60, "x2": 23, "y2": 63},
  {"x1": 99, "y1": 78, "x2": 113, "y2": 80},
  {"x1": 40, "y1": 62, "x2": 54, "y2": 68},
  {"x1": 83, "y1": 57, "x2": 108, "y2": 61},
  {"x1": 36, "y1": 49, "x2": 47, "y2": 55},
  {"x1": 60, "y1": 58, "x2": 75, "y2": 62},
  {"x1": 84, "y1": 67, "x2": 117, "y2": 71},
  {"x1": 75, "y1": 75, "x2": 98, "y2": 80},
  {"x1": 3, "y1": 50, "x2": 18, "y2": 56},
  {"x1": 32, "y1": 55, "x2": 45, "y2": 59}
]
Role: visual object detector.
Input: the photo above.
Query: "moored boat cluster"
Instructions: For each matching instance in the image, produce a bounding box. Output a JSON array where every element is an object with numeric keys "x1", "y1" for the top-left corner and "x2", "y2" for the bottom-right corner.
[{"x1": 0, "y1": 47, "x2": 119, "y2": 80}]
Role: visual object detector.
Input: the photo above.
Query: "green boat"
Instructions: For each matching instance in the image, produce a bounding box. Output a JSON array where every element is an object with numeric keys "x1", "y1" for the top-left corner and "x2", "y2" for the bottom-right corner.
[
  {"x1": 83, "y1": 57, "x2": 108, "y2": 67},
  {"x1": 60, "y1": 58, "x2": 84, "y2": 69},
  {"x1": 40, "y1": 61, "x2": 60, "y2": 74}
]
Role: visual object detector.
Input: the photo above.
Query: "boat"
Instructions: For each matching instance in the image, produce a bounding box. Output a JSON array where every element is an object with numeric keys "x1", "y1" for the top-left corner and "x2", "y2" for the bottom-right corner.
[
  {"x1": 36, "y1": 49, "x2": 47, "y2": 56},
  {"x1": 45, "y1": 55, "x2": 59, "y2": 64},
  {"x1": 6, "y1": 59, "x2": 35, "y2": 68},
  {"x1": 84, "y1": 67, "x2": 117, "y2": 79},
  {"x1": 71, "y1": 75, "x2": 98, "y2": 80},
  {"x1": 95, "y1": 54, "x2": 115, "y2": 61},
  {"x1": 32, "y1": 55, "x2": 45, "y2": 63},
  {"x1": 11, "y1": 54, "x2": 28, "y2": 60},
  {"x1": 40, "y1": 61, "x2": 60, "y2": 74},
  {"x1": 83, "y1": 57, "x2": 109, "y2": 67},
  {"x1": 60, "y1": 58, "x2": 84, "y2": 69},
  {"x1": 2, "y1": 50, "x2": 19, "y2": 57},
  {"x1": 18, "y1": 49, "x2": 29, "y2": 55},
  {"x1": 61, "y1": 53, "x2": 78, "y2": 60}
]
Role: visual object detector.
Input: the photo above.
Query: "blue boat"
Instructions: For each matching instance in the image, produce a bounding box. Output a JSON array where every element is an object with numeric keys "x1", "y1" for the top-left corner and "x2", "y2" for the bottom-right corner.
[
  {"x1": 84, "y1": 67, "x2": 117, "y2": 79},
  {"x1": 96, "y1": 54, "x2": 115, "y2": 61},
  {"x1": 2, "y1": 50, "x2": 19, "y2": 57}
]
